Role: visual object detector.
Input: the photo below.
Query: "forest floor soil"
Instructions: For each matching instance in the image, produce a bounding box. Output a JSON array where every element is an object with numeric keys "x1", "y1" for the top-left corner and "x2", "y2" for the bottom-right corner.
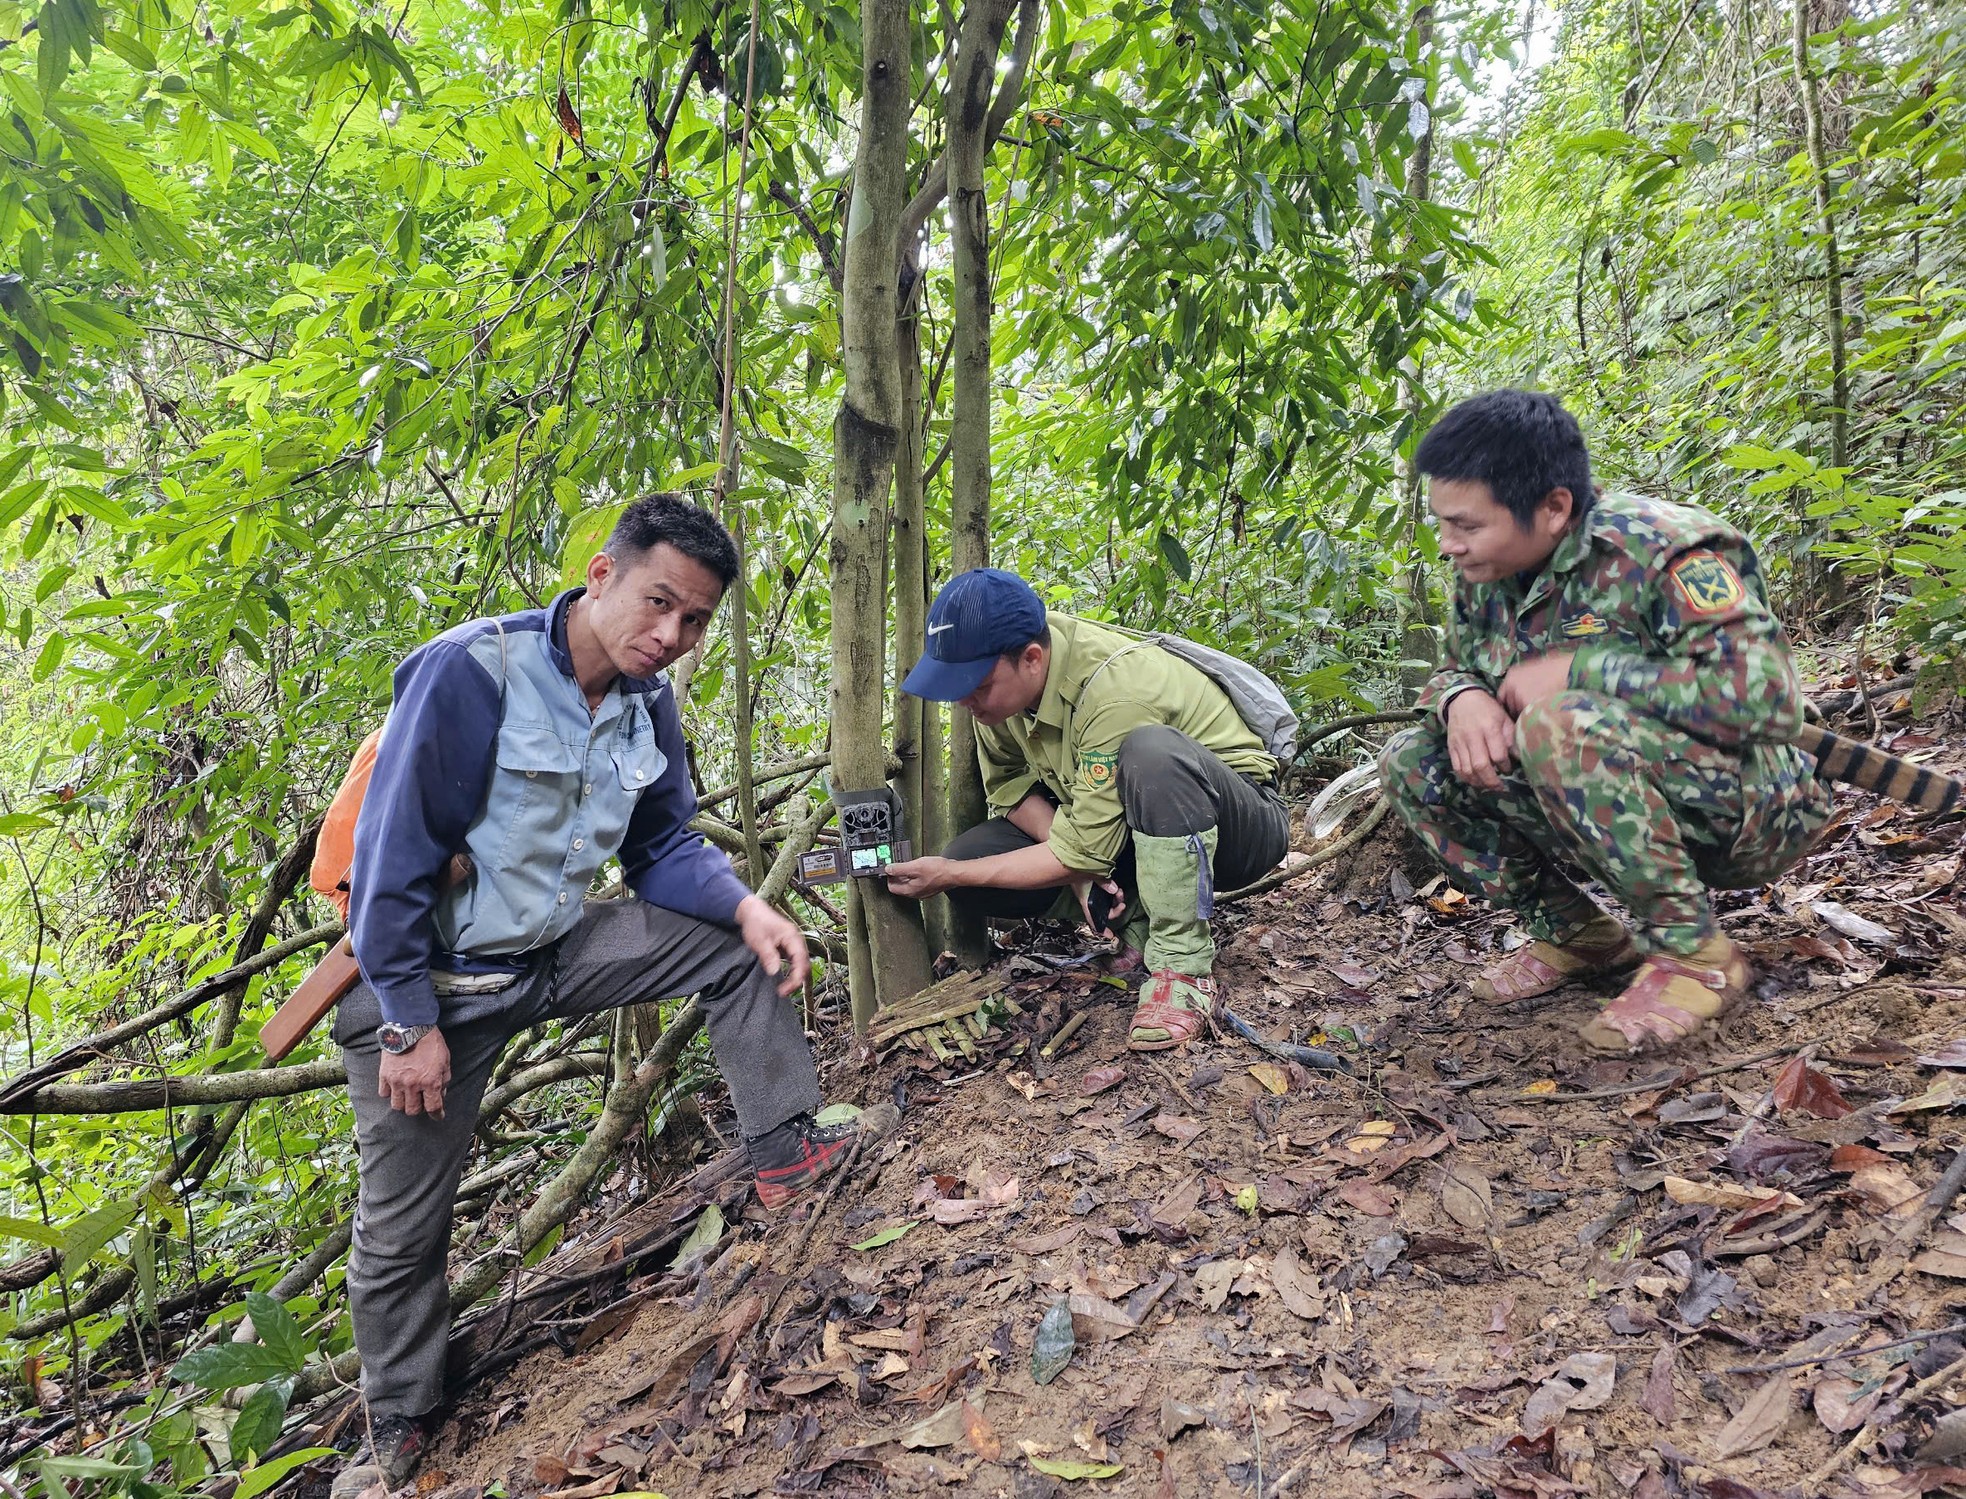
[{"x1": 402, "y1": 704, "x2": 1965, "y2": 1499}]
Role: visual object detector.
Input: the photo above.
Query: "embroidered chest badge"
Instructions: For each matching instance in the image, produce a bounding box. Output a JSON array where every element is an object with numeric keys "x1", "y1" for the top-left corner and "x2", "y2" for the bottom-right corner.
[
  {"x1": 1078, "y1": 750, "x2": 1118, "y2": 791},
  {"x1": 1669, "y1": 552, "x2": 1747, "y2": 615},
  {"x1": 1561, "y1": 611, "x2": 1611, "y2": 639}
]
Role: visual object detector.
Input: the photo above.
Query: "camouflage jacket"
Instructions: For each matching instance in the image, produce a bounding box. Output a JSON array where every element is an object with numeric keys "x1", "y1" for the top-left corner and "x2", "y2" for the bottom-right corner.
[{"x1": 1415, "y1": 491, "x2": 1805, "y2": 750}]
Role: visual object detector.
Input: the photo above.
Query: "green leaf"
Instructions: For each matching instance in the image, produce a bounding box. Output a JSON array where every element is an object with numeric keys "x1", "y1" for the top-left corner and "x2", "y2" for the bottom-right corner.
[
  {"x1": 1029, "y1": 1456, "x2": 1123, "y2": 1480},
  {"x1": 0, "y1": 1213, "x2": 62, "y2": 1245},
  {"x1": 849, "y1": 1220, "x2": 918, "y2": 1252},
  {"x1": 1157, "y1": 530, "x2": 1193, "y2": 583},
  {"x1": 170, "y1": 1341, "x2": 298, "y2": 1392},
  {"x1": 60, "y1": 1196, "x2": 139, "y2": 1277},
  {"x1": 231, "y1": 1382, "x2": 290, "y2": 1464},
  {"x1": 235, "y1": 1448, "x2": 337, "y2": 1499},
  {"x1": 670, "y1": 1204, "x2": 725, "y2": 1269},
  {"x1": 243, "y1": 1291, "x2": 312, "y2": 1373}
]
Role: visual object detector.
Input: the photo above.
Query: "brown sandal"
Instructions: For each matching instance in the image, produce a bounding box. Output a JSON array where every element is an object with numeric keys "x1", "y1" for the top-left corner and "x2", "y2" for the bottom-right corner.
[
  {"x1": 1128, "y1": 970, "x2": 1215, "y2": 1051},
  {"x1": 1471, "y1": 928, "x2": 1639, "y2": 1003},
  {"x1": 1578, "y1": 942, "x2": 1752, "y2": 1056}
]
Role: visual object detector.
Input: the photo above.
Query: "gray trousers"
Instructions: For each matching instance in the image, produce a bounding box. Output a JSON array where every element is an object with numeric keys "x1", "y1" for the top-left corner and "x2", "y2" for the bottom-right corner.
[
  {"x1": 333, "y1": 898, "x2": 821, "y2": 1419},
  {"x1": 943, "y1": 724, "x2": 1289, "y2": 920}
]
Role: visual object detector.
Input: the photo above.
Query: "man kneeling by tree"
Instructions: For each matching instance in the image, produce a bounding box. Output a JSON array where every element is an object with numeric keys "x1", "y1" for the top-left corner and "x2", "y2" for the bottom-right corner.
[
  {"x1": 883, "y1": 568, "x2": 1289, "y2": 1050},
  {"x1": 1380, "y1": 390, "x2": 1829, "y2": 1054},
  {"x1": 332, "y1": 495, "x2": 850, "y2": 1493}
]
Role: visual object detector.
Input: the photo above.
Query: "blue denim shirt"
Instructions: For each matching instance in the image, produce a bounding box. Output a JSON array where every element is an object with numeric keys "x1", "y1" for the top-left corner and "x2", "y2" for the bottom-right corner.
[{"x1": 348, "y1": 589, "x2": 751, "y2": 1026}]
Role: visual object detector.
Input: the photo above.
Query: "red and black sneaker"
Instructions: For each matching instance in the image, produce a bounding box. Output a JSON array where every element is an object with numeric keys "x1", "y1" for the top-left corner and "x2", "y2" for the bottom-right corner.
[{"x1": 749, "y1": 1113, "x2": 855, "y2": 1210}]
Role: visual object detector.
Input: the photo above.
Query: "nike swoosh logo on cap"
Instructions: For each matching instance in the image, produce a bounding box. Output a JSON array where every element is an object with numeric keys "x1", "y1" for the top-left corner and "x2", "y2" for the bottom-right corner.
[{"x1": 926, "y1": 622, "x2": 954, "y2": 636}]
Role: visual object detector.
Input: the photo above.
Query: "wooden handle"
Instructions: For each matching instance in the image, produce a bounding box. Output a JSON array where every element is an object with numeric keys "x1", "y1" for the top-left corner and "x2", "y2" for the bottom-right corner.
[{"x1": 259, "y1": 936, "x2": 362, "y2": 1061}]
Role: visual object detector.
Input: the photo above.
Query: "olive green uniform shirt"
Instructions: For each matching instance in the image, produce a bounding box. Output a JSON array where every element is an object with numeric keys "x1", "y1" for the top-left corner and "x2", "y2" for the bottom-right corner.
[{"x1": 975, "y1": 612, "x2": 1277, "y2": 875}]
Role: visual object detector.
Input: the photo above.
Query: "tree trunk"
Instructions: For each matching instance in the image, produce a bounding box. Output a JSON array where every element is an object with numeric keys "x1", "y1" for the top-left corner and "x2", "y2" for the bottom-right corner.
[
  {"x1": 832, "y1": 0, "x2": 934, "y2": 1027},
  {"x1": 893, "y1": 248, "x2": 947, "y2": 948},
  {"x1": 1397, "y1": 2, "x2": 1440, "y2": 699},
  {"x1": 1789, "y1": 0, "x2": 1851, "y2": 605},
  {"x1": 941, "y1": 0, "x2": 1021, "y2": 969}
]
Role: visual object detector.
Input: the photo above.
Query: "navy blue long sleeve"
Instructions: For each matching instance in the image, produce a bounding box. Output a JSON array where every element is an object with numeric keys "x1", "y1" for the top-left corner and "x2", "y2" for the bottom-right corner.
[{"x1": 348, "y1": 640, "x2": 501, "y2": 1027}]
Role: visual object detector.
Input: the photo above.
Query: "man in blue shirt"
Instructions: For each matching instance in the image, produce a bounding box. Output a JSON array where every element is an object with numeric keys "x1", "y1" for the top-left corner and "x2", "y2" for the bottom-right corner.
[{"x1": 333, "y1": 495, "x2": 848, "y2": 1491}]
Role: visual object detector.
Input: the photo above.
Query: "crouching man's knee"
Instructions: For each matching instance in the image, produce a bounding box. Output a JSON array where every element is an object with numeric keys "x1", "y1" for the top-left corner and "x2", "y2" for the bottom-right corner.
[{"x1": 1514, "y1": 690, "x2": 1620, "y2": 787}]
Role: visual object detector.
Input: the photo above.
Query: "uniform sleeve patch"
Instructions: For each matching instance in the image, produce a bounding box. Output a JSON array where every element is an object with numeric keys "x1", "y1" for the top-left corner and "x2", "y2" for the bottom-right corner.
[
  {"x1": 1077, "y1": 750, "x2": 1118, "y2": 791},
  {"x1": 1668, "y1": 552, "x2": 1747, "y2": 615}
]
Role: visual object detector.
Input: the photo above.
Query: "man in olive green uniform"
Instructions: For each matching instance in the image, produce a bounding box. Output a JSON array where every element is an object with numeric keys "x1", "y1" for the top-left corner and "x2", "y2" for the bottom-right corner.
[
  {"x1": 884, "y1": 569, "x2": 1288, "y2": 1050},
  {"x1": 1381, "y1": 390, "x2": 1829, "y2": 1054}
]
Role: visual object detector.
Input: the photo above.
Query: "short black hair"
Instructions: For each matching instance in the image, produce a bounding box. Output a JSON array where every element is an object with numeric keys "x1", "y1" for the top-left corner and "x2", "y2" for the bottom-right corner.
[
  {"x1": 1415, "y1": 390, "x2": 1596, "y2": 530},
  {"x1": 605, "y1": 492, "x2": 740, "y2": 589},
  {"x1": 998, "y1": 623, "x2": 1052, "y2": 664}
]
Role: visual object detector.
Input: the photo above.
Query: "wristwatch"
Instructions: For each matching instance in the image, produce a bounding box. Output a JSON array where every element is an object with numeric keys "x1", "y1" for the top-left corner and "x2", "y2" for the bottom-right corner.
[{"x1": 376, "y1": 1022, "x2": 436, "y2": 1055}]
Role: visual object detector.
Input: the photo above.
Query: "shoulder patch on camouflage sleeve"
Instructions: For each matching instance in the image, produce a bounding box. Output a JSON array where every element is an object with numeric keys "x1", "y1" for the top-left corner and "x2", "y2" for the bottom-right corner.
[
  {"x1": 1077, "y1": 749, "x2": 1118, "y2": 791},
  {"x1": 1668, "y1": 551, "x2": 1747, "y2": 615}
]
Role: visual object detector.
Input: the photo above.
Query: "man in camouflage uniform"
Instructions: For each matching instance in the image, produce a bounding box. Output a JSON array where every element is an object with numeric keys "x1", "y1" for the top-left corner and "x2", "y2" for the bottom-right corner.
[
  {"x1": 883, "y1": 568, "x2": 1288, "y2": 1050},
  {"x1": 1380, "y1": 390, "x2": 1829, "y2": 1053}
]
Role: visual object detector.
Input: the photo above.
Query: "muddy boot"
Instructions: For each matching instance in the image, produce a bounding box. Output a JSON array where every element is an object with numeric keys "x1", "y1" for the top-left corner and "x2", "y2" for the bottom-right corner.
[
  {"x1": 1579, "y1": 935, "x2": 1752, "y2": 1055},
  {"x1": 1127, "y1": 829, "x2": 1218, "y2": 1050},
  {"x1": 747, "y1": 1113, "x2": 856, "y2": 1210},
  {"x1": 331, "y1": 1414, "x2": 428, "y2": 1498},
  {"x1": 1469, "y1": 912, "x2": 1639, "y2": 1004}
]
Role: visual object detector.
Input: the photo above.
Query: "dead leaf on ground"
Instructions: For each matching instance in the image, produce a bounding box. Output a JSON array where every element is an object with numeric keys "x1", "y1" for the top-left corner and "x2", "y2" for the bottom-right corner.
[
  {"x1": 1271, "y1": 1244, "x2": 1326, "y2": 1321},
  {"x1": 1811, "y1": 1375, "x2": 1882, "y2": 1434},
  {"x1": 1910, "y1": 1230, "x2": 1966, "y2": 1279},
  {"x1": 1249, "y1": 1062, "x2": 1289, "y2": 1095},
  {"x1": 1345, "y1": 1119, "x2": 1397, "y2": 1154},
  {"x1": 1521, "y1": 1352, "x2": 1616, "y2": 1437},
  {"x1": 1192, "y1": 1259, "x2": 1242, "y2": 1312},
  {"x1": 1772, "y1": 1055, "x2": 1855, "y2": 1118},
  {"x1": 1009, "y1": 1224, "x2": 1079, "y2": 1256},
  {"x1": 1328, "y1": 960, "x2": 1381, "y2": 988},
  {"x1": 539, "y1": 1477, "x2": 621, "y2": 1499},
  {"x1": 1151, "y1": 1173, "x2": 1204, "y2": 1227},
  {"x1": 1641, "y1": 1345, "x2": 1676, "y2": 1426},
  {"x1": 962, "y1": 1400, "x2": 1000, "y2": 1462},
  {"x1": 1337, "y1": 1179, "x2": 1398, "y2": 1216},
  {"x1": 1079, "y1": 1065, "x2": 1126, "y2": 1096},
  {"x1": 1918, "y1": 1040, "x2": 1966, "y2": 1069},
  {"x1": 1440, "y1": 1163, "x2": 1496, "y2": 1232},
  {"x1": 1662, "y1": 1176, "x2": 1804, "y2": 1212},
  {"x1": 1712, "y1": 1374, "x2": 1792, "y2": 1459},
  {"x1": 1152, "y1": 1112, "x2": 1203, "y2": 1144},
  {"x1": 1161, "y1": 1398, "x2": 1207, "y2": 1441},
  {"x1": 1849, "y1": 1161, "x2": 1925, "y2": 1219},
  {"x1": 895, "y1": 1398, "x2": 970, "y2": 1450}
]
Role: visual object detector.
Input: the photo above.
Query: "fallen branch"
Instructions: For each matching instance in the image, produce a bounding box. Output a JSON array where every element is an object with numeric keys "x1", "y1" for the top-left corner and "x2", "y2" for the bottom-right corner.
[
  {"x1": 0, "y1": 922, "x2": 342, "y2": 1107},
  {"x1": 1293, "y1": 711, "x2": 1420, "y2": 759},
  {"x1": 1, "y1": 1059, "x2": 347, "y2": 1116},
  {"x1": 1218, "y1": 796, "x2": 1389, "y2": 904}
]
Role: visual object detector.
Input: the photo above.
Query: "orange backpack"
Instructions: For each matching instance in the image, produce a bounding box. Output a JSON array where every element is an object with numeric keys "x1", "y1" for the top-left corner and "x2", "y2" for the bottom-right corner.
[{"x1": 310, "y1": 728, "x2": 383, "y2": 920}]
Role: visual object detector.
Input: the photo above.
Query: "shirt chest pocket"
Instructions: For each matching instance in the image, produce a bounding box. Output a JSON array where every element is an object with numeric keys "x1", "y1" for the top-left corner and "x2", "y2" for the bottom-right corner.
[{"x1": 491, "y1": 722, "x2": 583, "y2": 864}]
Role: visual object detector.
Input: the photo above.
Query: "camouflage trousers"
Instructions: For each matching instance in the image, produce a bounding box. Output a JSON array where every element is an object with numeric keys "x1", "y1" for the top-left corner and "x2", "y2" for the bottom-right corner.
[{"x1": 1379, "y1": 690, "x2": 1831, "y2": 955}]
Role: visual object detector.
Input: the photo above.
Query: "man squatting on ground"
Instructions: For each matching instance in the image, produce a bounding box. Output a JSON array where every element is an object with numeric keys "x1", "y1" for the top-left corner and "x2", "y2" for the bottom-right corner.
[
  {"x1": 1380, "y1": 390, "x2": 1830, "y2": 1053},
  {"x1": 334, "y1": 496, "x2": 851, "y2": 1489},
  {"x1": 882, "y1": 568, "x2": 1289, "y2": 1050}
]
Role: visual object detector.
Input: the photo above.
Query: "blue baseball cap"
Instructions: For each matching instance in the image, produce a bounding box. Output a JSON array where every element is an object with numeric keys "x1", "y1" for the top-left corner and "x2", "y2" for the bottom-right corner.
[{"x1": 901, "y1": 568, "x2": 1048, "y2": 701}]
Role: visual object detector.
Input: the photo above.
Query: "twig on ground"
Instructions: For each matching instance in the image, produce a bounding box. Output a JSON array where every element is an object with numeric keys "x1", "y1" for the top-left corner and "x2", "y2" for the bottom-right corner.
[
  {"x1": 1804, "y1": 1349, "x2": 1966, "y2": 1488},
  {"x1": 1720, "y1": 1320, "x2": 1966, "y2": 1376},
  {"x1": 1502, "y1": 1043, "x2": 1795, "y2": 1104}
]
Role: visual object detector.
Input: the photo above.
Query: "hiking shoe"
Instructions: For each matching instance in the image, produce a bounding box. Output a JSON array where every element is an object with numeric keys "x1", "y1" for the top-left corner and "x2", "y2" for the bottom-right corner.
[
  {"x1": 330, "y1": 1414, "x2": 427, "y2": 1498},
  {"x1": 1128, "y1": 969, "x2": 1217, "y2": 1051},
  {"x1": 1469, "y1": 915, "x2": 1639, "y2": 1004},
  {"x1": 748, "y1": 1113, "x2": 855, "y2": 1210}
]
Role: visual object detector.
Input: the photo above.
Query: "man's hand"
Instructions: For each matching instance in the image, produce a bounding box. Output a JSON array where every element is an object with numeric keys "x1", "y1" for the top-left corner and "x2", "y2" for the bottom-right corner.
[
  {"x1": 378, "y1": 1028, "x2": 451, "y2": 1118},
  {"x1": 1445, "y1": 689, "x2": 1518, "y2": 792},
  {"x1": 882, "y1": 856, "x2": 963, "y2": 901},
  {"x1": 735, "y1": 893, "x2": 811, "y2": 998},
  {"x1": 1076, "y1": 876, "x2": 1126, "y2": 935},
  {"x1": 1497, "y1": 651, "x2": 1576, "y2": 717}
]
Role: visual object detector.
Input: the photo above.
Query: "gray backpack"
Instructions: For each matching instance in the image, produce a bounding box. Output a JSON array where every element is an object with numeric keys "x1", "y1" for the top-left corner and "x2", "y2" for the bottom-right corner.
[{"x1": 1088, "y1": 628, "x2": 1300, "y2": 761}]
